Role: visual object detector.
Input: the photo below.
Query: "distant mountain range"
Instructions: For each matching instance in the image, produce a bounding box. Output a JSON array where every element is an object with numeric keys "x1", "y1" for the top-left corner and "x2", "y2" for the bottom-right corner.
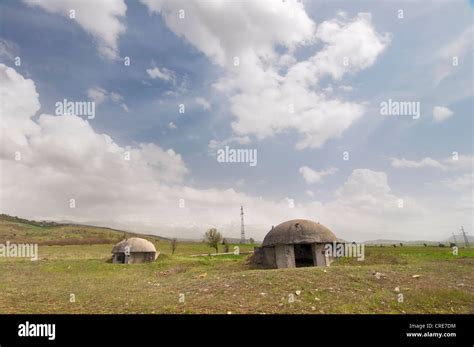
[{"x1": 364, "y1": 233, "x2": 473, "y2": 246}]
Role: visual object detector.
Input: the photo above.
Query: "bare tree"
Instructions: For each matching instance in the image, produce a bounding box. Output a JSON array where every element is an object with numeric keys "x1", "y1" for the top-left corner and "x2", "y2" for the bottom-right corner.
[
  {"x1": 171, "y1": 238, "x2": 178, "y2": 255},
  {"x1": 204, "y1": 228, "x2": 223, "y2": 254}
]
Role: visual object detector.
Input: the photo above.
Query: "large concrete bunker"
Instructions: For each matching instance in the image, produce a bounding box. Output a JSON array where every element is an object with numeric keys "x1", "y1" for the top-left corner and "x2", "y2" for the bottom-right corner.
[
  {"x1": 111, "y1": 237, "x2": 158, "y2": 264},
  {"x1": 252, "y1": 219, "x2": 338, "y2": 269}
]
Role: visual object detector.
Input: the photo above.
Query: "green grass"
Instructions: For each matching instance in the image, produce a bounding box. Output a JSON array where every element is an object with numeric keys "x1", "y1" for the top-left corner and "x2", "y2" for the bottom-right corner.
[
  {"x1": 0, "y1": 244, "x2": 472, "y2": 314},
  {"x1": 1, "y1": 215, "x2": 472, "y2": 314},
  {"x1": 335, "y1": 246, "x2": 474, "y2": 265}
]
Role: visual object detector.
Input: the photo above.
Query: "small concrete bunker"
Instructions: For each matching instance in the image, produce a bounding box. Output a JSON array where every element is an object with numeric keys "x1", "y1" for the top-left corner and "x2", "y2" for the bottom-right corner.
[
  {"x1": 252, "y1": 219, "x2": 338, "y2": 269},
  {"x1": 111, "y1": 237, "x2": 158, "y2": 264}
]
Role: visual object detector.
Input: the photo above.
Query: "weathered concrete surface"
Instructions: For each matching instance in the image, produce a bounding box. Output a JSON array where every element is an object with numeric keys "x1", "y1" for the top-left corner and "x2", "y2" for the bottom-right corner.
[
  {"x1": 312, "y1": 243, "x2": 326, "y2": 266},
  {"x1": 263, "y1": 246, "x2": 276, "y2": 268},
  {"x1": 275, "y1": 244, "x2": 295, "y2": 268},
  {"x1": 263, "y1": 219, "x2": 338, "y2": 247}
]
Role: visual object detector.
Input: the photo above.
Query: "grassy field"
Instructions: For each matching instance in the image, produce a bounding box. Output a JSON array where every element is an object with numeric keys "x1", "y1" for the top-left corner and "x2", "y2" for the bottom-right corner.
[
  {"x1": 0, "y1": 242, "x2": 472, "y2": 314},
  {"x1": 0, "y1": 215, "x2": 472, "y2": 314}
]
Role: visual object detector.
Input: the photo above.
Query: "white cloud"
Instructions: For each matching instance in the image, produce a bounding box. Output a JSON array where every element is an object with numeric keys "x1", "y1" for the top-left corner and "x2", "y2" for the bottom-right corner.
[
  {"x1": 442, "y1": 173, "x2": 474, "y2": 191},
  {"x1": 434, "y1": 25, "x2": 473, "y2": 84},
  {"x1": 109, "y1": 92, "x2": 123, "y2": 103},
  {"x1": 0, "y1": 38, "x2": 19, "y2": 62},
  {"x1": 87, "y1": 86, "x2": 108, "y2": 105},
  {"x1": 120, "y1": 104, "x2": 129, "y2": 113},
  {"x1": 220, "y1": 12, "x2": 390, "y2": 150},
  {"x1": 1, "y1": 65, "x2": 428, "y2": 241},
  {"x1": 441, "y1": 173, "x2": 474, "y2": 211},
  {"x1": 195, "y1": 97, "x2": 211, "y2": 111},
  {"x1": 23, "y1": 0, "x2": 127, "y2": 60},
  {"x1": 208, "y1": 135, "x2": 252, "y2": 151},
  {"x1": 390, "y1": 157, "x2": 445, "y2": 170},
  {"x1": 438, "y1": 26, "x2": 473, "y2": 60},
  {"x1": 336, "y1": 169, "x2": 390, "y2": 197},
  {"x1": 389, "y1": 155, "x2": 472, "y2": 216},
  {"x1": 299, "y1": 166, "x2": 338, "y2": 184},
  {"x1": 443, "y1": 155, "x2": 474, "y2": 171},
  {"x1": 390, "y1": 155, "x2": 473, "y2": 171},
  {"x1": 234, "y1": 178, "x2": 245, "y2": 188},
  {"x1": 141, "y1": 0, "x2": 315, "y2": 66},
  {"x1": 142, "y1": 1, "x2": 390, "y2": 149},
  {"x1": 339, "y1": 85, "x2": 353, "y2": 92},
  {"x1": 311, "y1": 13, "x2": 390, "y2": 80},
  {"x1": 0, "y1": 63, "x2": 40, "y2": 149},
  {"x1": 87, "y1": 86, "x2": 128, "y2": 112},
  {"x1": 1, "y1": 65, "x2": 195, "y2": 226},
  {"x1": 146, "y1": 67, "x2": 174, "y2": 82},
  {"x1": 109, "y1": 92, "x2": 129, "y2": 112},
  {"x1": 433, "y1": 106, "x2": 454, "y2": 123},
  {"x1": 324, "y1": 169, "x2": 427, "y2": 239}
]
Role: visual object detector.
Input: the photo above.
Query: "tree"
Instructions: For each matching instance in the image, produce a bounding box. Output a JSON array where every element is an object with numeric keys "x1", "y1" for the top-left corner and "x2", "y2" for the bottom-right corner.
[
  {"x1": 171, "y1": 238, "x2": 178, "y2": 255},
  {"x1": 204, "y1": 228, "x2": 223, "y2": 254},
  {"x1": 249, "y1": 238, "x2": 255, "y2": 244}
]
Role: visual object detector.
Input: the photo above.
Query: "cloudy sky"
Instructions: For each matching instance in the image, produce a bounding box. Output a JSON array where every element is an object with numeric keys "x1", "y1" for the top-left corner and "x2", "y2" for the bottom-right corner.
[{"x1": 0, "y1": 0, "x2": 472, "y2": 242}]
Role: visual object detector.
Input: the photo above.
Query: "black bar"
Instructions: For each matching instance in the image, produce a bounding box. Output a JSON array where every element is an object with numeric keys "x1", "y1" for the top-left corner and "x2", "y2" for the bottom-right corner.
[{"x1": 0, "y1": 314, "x2": 471, "y2": 346}]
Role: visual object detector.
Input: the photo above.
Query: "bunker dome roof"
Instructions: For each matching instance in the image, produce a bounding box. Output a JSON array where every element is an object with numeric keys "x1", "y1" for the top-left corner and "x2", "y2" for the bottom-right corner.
[
  {"x1": 262, "y1": 219, "x2": 337, "y2": 247},
  {"x1": 112, "y1": 237, "x2": 156, "y2": 253}
]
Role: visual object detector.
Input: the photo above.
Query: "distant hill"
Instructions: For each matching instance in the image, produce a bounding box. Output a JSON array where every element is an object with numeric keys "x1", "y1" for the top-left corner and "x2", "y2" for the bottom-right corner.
[
  {"x1": 365, "y1": 234, "x2": 473, "y2": 246},
  {"x1": 363, "y1": 239, "x2": 438, "y2": 246},
  {"x1": 0, "y1": 214, "x2": 168, "y2": 245}
]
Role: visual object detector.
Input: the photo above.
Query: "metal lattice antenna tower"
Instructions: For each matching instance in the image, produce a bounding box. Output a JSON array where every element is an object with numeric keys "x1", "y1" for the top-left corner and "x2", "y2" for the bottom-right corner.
[
  {"x1": 461, "y1": 226, "x2": 470, "y2": 248},
  {"x1": 240, "y1": 206, "x2": 245, "y2": 244}
]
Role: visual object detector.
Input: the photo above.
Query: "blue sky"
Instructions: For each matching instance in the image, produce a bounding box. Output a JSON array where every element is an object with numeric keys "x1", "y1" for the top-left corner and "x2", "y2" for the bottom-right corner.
[{"x1": 0, "y1": 0, "x2": 472, "y2": 241}]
